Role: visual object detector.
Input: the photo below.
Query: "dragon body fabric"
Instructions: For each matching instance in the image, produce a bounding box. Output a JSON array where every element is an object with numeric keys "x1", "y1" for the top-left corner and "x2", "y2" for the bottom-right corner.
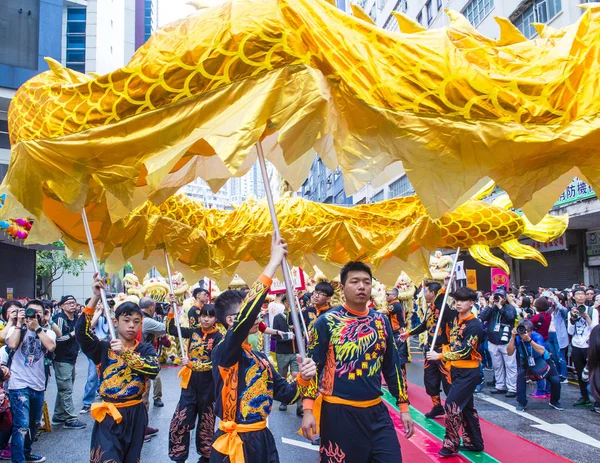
[
  {"x1": 2, "y1": 0, "x2": 600, "y2": 234},
  {"x1": 56, "y1": 193, "x2": 566, "y2": 287}
]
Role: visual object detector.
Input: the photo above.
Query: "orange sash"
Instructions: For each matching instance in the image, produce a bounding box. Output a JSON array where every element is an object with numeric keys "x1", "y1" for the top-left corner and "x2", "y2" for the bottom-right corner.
[
  {"x1": 90, "y1": 399, "x2": 142, "y2": 424},
  {"x1": 212, "y1": 420, "x2": 267, "y2": 463},
  {"x1": 178, "y1": 365, "x2": 193, "y2": 389}
]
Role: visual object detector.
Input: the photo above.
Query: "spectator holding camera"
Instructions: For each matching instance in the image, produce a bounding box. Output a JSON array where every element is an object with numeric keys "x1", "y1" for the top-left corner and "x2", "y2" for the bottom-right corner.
[
  {"x1": 51, "y1": 295, "x2": 86, "y2": 430},
  {"x1": 6, "y1": 300, "x2": 56, "y2": 463},
  {"x1": 583, "y1": 325, "x2": 600, "y2": 414},
  {"x1": 480, "y1": 288, "x2": 517, "y2": 398},
  {"x1": 568, "y1": 286, "x2": 599, "y2": 407},
  {"x1": 507, "y1": 319, "x2": 562, "y2": 411}
]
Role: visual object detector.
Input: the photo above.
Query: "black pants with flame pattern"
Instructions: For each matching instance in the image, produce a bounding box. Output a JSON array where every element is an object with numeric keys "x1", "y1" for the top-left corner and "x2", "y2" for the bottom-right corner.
[
  {"x1": 169, "y1": 371, "x2": 216, "y2": 461},
  {"x1": 319, "y1": 401, "x2": 401, "y2": 463},
  {"x1": 443, "y1": 367, "x2": 484, "y2": 453},
  {"x1": 210, "y1": 427, "x2": 279, "y2": 463},
  {"x1": 423, "y1": 355, "x2": 452, "y2": 406},
  {"x1": 90, "y1": 401, "x2": 147, "y2": 463}
]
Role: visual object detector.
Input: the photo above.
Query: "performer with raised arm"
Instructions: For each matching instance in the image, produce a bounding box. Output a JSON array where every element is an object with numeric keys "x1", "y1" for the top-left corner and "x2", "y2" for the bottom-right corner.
[
  {"x1": 210, "y1": 235, "x2": 317, "y2": 463},
  {"x1": 167, "y1": 299, "x2": 223, "y2": 463},
  {"x1": 75, "y1": 274, "x2": 160, "y2": 463},
  {"x1": 426, "y1": 286, "x2": 484, "y2": 457},
  {"x1": 301, "y1": 262, "x2": 414, "y2": 463}
]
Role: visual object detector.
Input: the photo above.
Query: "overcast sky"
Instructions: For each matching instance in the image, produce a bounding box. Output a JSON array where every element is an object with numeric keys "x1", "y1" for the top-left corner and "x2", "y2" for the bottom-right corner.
[{"x1": 157, "y1": 0, "x2": 224, "y2": 27}]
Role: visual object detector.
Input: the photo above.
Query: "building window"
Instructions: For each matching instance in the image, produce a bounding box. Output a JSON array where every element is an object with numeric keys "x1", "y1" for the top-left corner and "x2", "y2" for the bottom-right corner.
[
  {"x1": 0, "y1": 0, "x2": 40, "y2": 69},
  {"x1": 377, "y1": 0, "x2": 386, "y2": 10},
  {"x1": 144, "y1": 0, "x2": 155, "y2": 42},
  {"x1": 426, "y1": 1, "x2": 433, "y2": 24},
  {"x1": 66, "y1": 7, "x2": 86, "y2": 73},
  {"x1": 388, "y1": 176, "x2": 415, "y2": 198},
  {"x1": 437, "y1": 0, "x2": 443, "y2": 10},
  {"x1": 336, "y1": 0, "x2": 346, "y2": 10},
  {"x1": 369, "y1": 4, "x2": 377, "y2": 21},
  {"x1": 462, "y1": 0, "x2": 495, "y2": 27},
  {"x1": 512, "y1": 0, "x2": 562, "y2": 39},
  {"x1": 384, "y1": 15, "x2": 399, "y2": 32},
  {"x1": 417, "y1": 11, "x2": 423, "y2": 25},
  {"x1": 371, "y1": 190, "x2": 384, "y2": 203}
]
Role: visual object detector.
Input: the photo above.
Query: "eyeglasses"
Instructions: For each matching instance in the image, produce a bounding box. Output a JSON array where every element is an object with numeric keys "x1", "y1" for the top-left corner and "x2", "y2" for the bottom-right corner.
[{"x1": 313, "y1": 292, "x2": 329, "y2": 298}]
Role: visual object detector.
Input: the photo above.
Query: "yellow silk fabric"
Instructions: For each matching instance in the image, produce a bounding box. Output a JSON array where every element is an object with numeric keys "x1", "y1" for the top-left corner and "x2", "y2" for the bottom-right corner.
[
  {"x1": 53, "y1": 194, "x2": 566, "y2": 287},
  {"x1": 3, "y1": 0, "x2": 600, "y2": 227}
]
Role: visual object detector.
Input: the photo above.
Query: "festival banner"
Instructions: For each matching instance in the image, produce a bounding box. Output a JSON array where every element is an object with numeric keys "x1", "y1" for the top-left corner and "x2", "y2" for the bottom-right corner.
[
  {"x1": 491, "y1": 268, "x2": 510, "y2": 291},
  {"x1": 466, "y1": 270, "x2": 478, "y2": 290},
  {"x1": 269, "y1": 267, "x2": 306, "y2": 294}
]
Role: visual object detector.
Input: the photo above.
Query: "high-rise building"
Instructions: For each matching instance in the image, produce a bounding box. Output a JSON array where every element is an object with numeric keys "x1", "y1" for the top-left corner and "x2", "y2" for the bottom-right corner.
[{"x1": 356, "y1": 0, "x2": 600, "y2": 288}]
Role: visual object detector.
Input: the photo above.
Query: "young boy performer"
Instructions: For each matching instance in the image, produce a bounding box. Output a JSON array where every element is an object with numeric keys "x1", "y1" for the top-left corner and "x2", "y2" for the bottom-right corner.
[
  {"x1": 210, "y1": 235, "x2": 317, "y2": 463},
  {"x1": 76, "y1": 274, "x2": 160, "y2": 463},
  {"x1": 301, "y1": 262, "x2": 414, "y2": 463},
  {"x1": 401, "y1": 281, "x2": 456, "y2": 418},
  {"x1": 303, "y1": 281, "x2": 335, "y2": 332},
  {"x1": 168, "y1": 301, "x2": 223, "y2": 463},
  {"x1": 426, "y1": 286, "x2": 484, "y2": 457}
]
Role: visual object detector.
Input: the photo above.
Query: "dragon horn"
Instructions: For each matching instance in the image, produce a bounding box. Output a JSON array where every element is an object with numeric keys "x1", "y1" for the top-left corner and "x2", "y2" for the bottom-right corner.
[
  {"x1": 499, "y1": 239, "x2": 548, "y2": 266},
  {"x1": 468, "y1": 245, "x2": 510, "y2": 274}
]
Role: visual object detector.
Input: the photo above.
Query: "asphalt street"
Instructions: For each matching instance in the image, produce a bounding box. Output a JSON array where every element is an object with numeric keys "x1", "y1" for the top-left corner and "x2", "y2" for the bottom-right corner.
[{"x1": 32, "y1": 349, "x2": 600, "y2": 463}]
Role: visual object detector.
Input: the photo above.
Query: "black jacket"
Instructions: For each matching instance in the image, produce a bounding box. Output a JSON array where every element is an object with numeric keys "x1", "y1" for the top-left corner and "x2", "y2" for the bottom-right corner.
[
  {"x1": 273, "y1": 312, "x2": 296, "y2": 355},
  {"x1": 480, "y1": 303, "x2": 517, "y2": 345}
]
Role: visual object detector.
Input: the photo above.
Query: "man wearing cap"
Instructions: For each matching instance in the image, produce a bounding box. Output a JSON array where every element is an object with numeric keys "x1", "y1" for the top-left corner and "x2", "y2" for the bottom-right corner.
[
  {"x1": 51, "y1": 295, "x2": 87, "y2": 429},
  {"x1": 480, "y1": 288, "x2": 517, "y2": 398}
]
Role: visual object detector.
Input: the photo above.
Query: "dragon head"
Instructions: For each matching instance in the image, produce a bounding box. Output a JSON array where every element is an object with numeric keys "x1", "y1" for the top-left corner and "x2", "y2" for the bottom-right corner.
[
  {"x1": 395, "y1": 272, "x2": 415, "y2": 301},
  {"x1": 142, "y1": 277, "x2": 170, "y2": 302}
]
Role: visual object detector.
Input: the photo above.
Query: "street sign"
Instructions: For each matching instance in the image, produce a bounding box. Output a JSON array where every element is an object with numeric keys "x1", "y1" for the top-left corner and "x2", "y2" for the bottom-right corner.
[
  {"x1": 6, "y1": 287, "x2": 13, "y2": 299},
  {"x1": 491, "y1": 268, "x2": 510, "y2": 291}
]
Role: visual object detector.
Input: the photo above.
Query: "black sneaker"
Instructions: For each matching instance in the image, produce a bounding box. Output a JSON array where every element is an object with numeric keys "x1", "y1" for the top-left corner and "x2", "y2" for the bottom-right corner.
[
  {"x1": 505, "y1": 391, "x2": 517, "y2": 398},
  {"x1": 516, "y1": 403, "x2": 526, "y2": 412},
  {"x1": 438, "y1": 447, "x2": 457, "y2": 458},
  {"x1": 425, "y1": 405, "x2": 445, "y2": 419},
  {"x1": 80, "y1": 405, "x2": 91, "y2": 414},
  {"x1": 549, "y1": 402, "x2": 564, "y2": 411},
  {"x1": 50, "y1": 418, "x2": 65, "y2": 426},
  {"x1": 573, "y1": 397, "x2": 591, "y2": 407},
  {"x1": 154, "y1": 399, "x2": 164, "y2": 408},
  {"x1": 490, "y1": 389, "x2": 508, "y2": 395},
  {"x1": 279, "y1": 403, "x2": 288, "y2": 411},
  {"x1": 24, "y1": 455, "x2": 46, "y2": 463},
  {"x1": 64, "y1": 419, "x2": 87, "y2": 430}
]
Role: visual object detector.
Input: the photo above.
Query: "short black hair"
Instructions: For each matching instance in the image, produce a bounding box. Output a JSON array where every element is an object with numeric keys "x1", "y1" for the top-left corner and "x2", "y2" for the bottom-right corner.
[
  {"x1": 214, "y1": 290, "x2": 246, "y2": 326},
  {"x1": 25, "y1": 299, "x2": 44, "y2": 310},
  {"x1": 573, "y1": 286, "x2": 587, "y2": 296},
  {"x1": 520, "y1": 296, "x2": 531, "y2": 309},
  {"x1": 193, "y1": 288, "x2": 209, "y2": 299},
  {"x1": 2, "y1": 299, "x2": 22, "y2": 321},
  {"x1": 425, "y1": 281, "x2": 442, "y2": 295},
  {"x1": 314, "y1": 281, "x2": 334, "y2": 297},
  {"x1": 85, "y1": 298, "x2": 91, "y2": 306},
  {"x1": 451, "y1": 286, "x2": 477, "y2": 301},
  {"x1": 340, "y1": 261, "x2": 373, "y2": 285},
  {"x1": 114, "y1": 301, "x2": 143, "y2": 320},
  {"x1": 534, "y1": 297, "x2": 549, "y2": 313},
  {"x1": 199, "y1": 304, "x2": 216, "y2": 317}
]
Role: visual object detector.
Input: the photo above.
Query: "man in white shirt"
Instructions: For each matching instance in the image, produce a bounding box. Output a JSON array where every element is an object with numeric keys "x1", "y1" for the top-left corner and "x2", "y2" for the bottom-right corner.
[
  {"x1": 568, "y1": 287, "x2": 599, "y2": 407},
  {"x1": 6, "y1": 300, "x2": 56, "y2": 463}
]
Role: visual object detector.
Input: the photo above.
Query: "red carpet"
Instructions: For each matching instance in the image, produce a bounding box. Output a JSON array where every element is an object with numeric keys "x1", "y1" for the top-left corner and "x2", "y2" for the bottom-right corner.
[{"x1": 387, "y1": 382, "x2": 572, "y2": 463}]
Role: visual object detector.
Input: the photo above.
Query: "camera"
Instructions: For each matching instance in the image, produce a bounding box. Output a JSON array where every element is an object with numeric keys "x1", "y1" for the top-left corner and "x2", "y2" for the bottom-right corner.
[
  {"x1": 25, "y1": 308, "x2": 37, "y2": 318},
  {"x1": 517, "y1": 325, "x2": 527, "y2": 335},
  {"x1": 493, "y1": 294, "x2": 501, "y2": 303}
]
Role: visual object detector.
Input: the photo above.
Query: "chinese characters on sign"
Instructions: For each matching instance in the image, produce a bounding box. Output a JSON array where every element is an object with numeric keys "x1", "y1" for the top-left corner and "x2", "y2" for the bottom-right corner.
[
  {"x1": 522, "y1": 235, "x2": 568, "y2": 253},
  {"x1": 269, "y1": 267, "x2": 306, "y2": 294},
  {"x1": 491, "y1": 268, "x2": 510, "y2": 291},
  {"x1": 555, "y1": 178, "x2": 596, "y2": 207},
  {"x1": 586, "y1": 231, "x2": 600, "y2": 266}
]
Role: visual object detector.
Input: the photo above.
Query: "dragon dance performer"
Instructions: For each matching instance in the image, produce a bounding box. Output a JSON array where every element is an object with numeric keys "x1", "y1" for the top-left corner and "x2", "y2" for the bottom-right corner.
[
  {"x1": 401, "y1": 281, "x2": 456, "y2": 418},
  {"x1": 303, "y1": 281, "x2": 335, "y2": 333},
  {"x1": 210, "y1": 235, "x2": 317, "y2": 463},
  {"x1": 167, "y1": 299, "x2": 223, "y2": 463},
  {"x1": 426, "y1": 286, "x2": 484, "y2": 457},
  {"x1": 301, "y1": 262, "x2": 414, "y2": 463},
  {"x1": 76, "y1": 274, "x2": 160, "y2": 463},
  {"x1": 384, "y1": 287, "x2": 409, "y2": 381}
]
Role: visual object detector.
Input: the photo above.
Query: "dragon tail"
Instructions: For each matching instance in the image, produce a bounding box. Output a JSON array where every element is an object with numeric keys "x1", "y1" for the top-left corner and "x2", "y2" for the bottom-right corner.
[
  {"x1": 499, "y1": 239, "x2": 547, "y2": 267},
  {"x1": 468, "y1": 245, "x2": 510, "y2": 274}
]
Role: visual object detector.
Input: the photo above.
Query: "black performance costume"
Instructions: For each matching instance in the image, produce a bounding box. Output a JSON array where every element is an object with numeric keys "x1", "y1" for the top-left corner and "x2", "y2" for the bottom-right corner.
[
  {"x1": 440, "y1": 313, "x2": 485, "y2": 453},
  {"x1": 167, "y1": 314, "x2": 223, "y2": 462},
  {"x1": 387, "y1": 299, "x2": 408, "y2": 379},
  {"x1": 410, "y1": 292, "x2": 456, "y2": 407},
  {"x1": 210, "y1": 275, "x2": 311, "y2": 463},
  {"x1": 306, "y1": 305, "x2": 409, "y2": 463},
  {"x1": 75, "y1": 308, "x2": 160, "y2": 463}
]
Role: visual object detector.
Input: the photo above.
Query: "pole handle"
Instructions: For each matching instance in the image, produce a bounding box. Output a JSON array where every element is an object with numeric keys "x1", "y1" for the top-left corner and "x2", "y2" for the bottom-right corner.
[
  {"x1": 256, "y1": 142, "x2": 306, "y2": 360},
  {"x1": 429, "y1": 248, "x2": 461, "y2": 353},
  {"x1": 81, "y1": 209, "x2": 115, "y2": 339},
  {"x1": 164, "y1": 250, "x2": 187, "y2": 359}
]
